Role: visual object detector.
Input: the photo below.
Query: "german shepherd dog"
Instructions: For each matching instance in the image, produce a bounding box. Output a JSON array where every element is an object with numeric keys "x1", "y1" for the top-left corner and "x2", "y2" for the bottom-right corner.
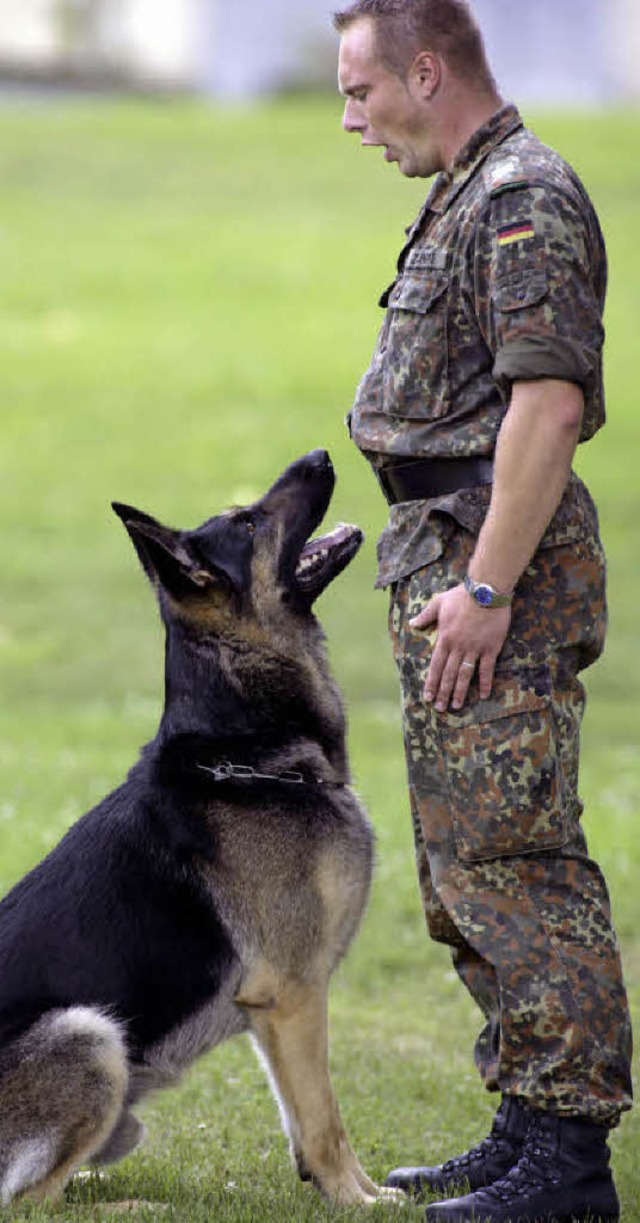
[{"x1": 0, "y1": 450, "x2": 394, "y2": 1208}]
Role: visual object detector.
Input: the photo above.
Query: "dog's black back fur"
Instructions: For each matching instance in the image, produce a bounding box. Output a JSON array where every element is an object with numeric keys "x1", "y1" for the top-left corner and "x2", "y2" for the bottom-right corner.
[{"x1": 0, "y1": 765, "x2": 238, "y2": 1057}]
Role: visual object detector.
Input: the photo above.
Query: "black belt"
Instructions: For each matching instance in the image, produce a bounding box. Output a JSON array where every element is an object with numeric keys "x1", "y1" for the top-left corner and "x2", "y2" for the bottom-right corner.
[{"x1": 375, "y1": 456, "x2": 494, "y2": 505}]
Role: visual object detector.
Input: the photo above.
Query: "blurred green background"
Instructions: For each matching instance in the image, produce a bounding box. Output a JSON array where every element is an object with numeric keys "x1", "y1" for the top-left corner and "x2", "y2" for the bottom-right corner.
[{"x1": 0, "y1": 100, "x2": 638, "y2": 1220}]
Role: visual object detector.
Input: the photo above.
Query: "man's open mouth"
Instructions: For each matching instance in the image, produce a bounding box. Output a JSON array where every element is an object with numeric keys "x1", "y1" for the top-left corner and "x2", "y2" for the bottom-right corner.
[{"x1": 295, "y1": 522, "x2": 364, "y2": 597}]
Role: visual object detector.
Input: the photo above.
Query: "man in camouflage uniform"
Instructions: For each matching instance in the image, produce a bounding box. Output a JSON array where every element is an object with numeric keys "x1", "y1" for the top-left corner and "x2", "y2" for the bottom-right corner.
[{"x1": 334, "y1": 2, "x2": 632, "y2": 1220}]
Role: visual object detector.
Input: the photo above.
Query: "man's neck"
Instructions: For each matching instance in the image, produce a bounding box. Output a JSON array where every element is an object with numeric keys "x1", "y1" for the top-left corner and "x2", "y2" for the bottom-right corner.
[{"x1": 437, "y1": 89, "x2": 504, "y2": 172}]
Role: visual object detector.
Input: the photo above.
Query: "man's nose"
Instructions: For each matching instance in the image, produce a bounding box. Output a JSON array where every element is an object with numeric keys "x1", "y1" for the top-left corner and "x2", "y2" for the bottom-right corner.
[{"x1": 342, "y1": 99, "x2": 364, "y2": 133}]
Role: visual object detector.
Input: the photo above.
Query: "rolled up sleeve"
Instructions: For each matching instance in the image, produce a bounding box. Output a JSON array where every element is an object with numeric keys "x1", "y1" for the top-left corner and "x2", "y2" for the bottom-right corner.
[{"x1": 474, "y1": 182, "x2": 606, "y2": 440}]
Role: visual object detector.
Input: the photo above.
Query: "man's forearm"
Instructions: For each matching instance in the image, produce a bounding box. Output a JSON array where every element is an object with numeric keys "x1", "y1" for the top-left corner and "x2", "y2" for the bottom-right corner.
[
  {"x1": 412, "y1": 378, "x2": 585, "y2": 711},
  {"x1": 468, "y1": 378, "x2": 584, "y2": 595}
]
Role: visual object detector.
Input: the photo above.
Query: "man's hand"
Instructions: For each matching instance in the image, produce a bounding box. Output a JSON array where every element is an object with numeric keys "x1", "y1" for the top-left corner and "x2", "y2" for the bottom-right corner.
[{"x1": 410, "y1": 583, "x2": 511, "y2": 711}]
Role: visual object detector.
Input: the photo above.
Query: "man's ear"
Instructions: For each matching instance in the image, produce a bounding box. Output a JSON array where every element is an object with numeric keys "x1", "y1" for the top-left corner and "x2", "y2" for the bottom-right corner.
[
  {"x1": 112, "y1": 502, "x2": 214, "y2": 593},
  {"x1": 410, "y1": 49, "x2": 441, "y2": 99}
]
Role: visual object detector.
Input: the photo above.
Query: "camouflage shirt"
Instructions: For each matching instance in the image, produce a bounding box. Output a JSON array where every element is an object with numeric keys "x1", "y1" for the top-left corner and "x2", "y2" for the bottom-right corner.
[{"x1": 347, "y1": 105, "x2": 608, "y2": 588}]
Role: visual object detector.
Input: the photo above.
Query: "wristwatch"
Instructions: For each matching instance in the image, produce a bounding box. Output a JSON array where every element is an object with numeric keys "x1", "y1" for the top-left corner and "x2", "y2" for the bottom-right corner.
[{"x1": 464, "y1": 574, "x2": 513, "y2": 609}]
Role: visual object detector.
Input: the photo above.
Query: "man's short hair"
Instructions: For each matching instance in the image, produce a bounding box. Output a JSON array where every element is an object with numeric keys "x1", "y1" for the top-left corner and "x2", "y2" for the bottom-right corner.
[{"x1": 333, "y1": 0, "x2": 495, "y2": 89}]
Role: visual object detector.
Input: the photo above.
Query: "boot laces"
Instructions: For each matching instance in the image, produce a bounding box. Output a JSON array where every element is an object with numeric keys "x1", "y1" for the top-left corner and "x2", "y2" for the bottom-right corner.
[
  {"x1": 440, "y1": 1114, "x2": 513, "y2": 1178},
  {"x1": 491, "y1": 1117, "x2": 561, "y2": 1205},
  {"x1": 440, "y1": 1135, "x2": 494, "y2": 1177},
  {"x1": 493, "y1": 1152, "x2": 562, "y2": 1204}
]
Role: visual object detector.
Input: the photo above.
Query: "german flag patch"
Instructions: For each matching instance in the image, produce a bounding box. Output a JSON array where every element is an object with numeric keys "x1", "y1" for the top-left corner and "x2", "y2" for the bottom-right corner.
[{"x1": 497, "y1": 222, "x2": 535, "y2": 247}]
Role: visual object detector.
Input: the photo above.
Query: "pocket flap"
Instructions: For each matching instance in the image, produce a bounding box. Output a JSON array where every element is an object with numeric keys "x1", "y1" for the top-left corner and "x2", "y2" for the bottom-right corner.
[
  {"x1": 388, "y1": 273, "x2": 448, "y2": 314},
  {"x1": 442, "y1": 664, "x2": 552, "y2": 729},
  {"x1": 494, "y1": 271, "x2": 548, "y2": 313}
]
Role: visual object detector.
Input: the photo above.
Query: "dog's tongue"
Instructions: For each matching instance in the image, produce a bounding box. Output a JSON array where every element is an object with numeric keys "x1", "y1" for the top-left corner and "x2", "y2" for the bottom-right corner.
[
  {"x1": 304, "y1": 523, "x2": 355, "y2": 553},
  {"x1": 296, "y1": 523, "x2": 359, "y2": 578}
]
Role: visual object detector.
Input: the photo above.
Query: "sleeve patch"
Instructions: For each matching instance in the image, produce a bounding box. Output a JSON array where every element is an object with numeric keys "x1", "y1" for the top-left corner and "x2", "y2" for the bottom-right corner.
[{"x1": 485, "y1": 155, "x2": 530, "y2": 197}]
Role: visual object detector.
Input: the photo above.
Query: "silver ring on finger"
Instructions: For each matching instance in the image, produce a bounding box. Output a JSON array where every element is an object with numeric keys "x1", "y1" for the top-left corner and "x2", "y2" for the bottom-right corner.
[{"x1": 460, "y1": 659, "x2": 476, "y2": 670}]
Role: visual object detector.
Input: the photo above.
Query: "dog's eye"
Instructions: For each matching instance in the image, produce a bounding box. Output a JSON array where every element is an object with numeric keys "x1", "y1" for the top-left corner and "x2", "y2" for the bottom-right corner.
[{"x1": 244, "y1": 519, "x2": 256, "y2": 535}]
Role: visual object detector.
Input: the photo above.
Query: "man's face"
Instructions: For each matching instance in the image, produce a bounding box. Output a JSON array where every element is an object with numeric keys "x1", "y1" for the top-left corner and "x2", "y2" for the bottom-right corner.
[{"x1": 338, "y1": 18, "x2": 441, "y2": 179}]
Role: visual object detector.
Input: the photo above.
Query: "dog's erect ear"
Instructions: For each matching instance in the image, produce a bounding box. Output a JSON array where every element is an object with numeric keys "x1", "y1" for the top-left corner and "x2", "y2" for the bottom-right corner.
[{"x1": 112, "y1": 502, "x2": 215, "y2": 594}]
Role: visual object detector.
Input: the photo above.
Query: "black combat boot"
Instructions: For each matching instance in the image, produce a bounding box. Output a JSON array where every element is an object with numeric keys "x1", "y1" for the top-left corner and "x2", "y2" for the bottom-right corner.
[
  {"x1": 424, "y1": 1110, "x2": 620, "y2": 1222},
  {"x1": 385, "y1": 1096, "x2": 531, "y2": 1197}
]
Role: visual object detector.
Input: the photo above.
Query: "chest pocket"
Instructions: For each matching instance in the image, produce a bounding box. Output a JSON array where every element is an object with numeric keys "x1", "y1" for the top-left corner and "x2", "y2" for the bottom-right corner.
[{"x1": 382, "y1": 271, "x2": 450, "y2": 420}]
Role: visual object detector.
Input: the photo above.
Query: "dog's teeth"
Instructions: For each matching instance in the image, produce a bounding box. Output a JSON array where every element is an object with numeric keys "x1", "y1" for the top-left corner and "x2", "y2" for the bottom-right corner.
[{"x1": 298, "y1": 550, "x2": 326, "y2": 572}]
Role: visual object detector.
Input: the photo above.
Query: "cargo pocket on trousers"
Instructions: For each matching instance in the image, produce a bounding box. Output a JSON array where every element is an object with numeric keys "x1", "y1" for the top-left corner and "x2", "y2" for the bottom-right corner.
[{"x1": 438, "y1": 664, "x2": 567, "y2": 863}]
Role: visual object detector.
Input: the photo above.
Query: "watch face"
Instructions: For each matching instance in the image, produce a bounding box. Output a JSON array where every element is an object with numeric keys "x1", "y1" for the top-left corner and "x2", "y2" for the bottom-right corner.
[{"x1": 475, "y1": 584, "x2": 494, "y2": 607}]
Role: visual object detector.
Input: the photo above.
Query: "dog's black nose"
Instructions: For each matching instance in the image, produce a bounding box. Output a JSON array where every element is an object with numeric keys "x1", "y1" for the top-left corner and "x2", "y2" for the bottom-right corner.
[{"x1": 306, "y1": 449, "x2": 332, "y2": 471}]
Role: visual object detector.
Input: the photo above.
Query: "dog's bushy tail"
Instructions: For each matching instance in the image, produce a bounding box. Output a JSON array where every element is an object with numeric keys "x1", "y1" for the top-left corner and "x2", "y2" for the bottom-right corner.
[{"x1": 0, "y1": 1006, "x2": 128, "y2": 1205}]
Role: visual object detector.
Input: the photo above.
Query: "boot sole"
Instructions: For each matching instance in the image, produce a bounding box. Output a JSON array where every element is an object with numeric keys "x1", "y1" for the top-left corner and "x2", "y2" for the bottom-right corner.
[
  {"x1": 426, "y1": 1210, "x2": 619, "y2": 1222},
  {"x1": 544, "y1": 1210, "x2": 620, "y2": 1223}
]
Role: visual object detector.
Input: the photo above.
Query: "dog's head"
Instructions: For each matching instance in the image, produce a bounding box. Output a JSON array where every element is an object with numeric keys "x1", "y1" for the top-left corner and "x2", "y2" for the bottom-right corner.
[{"x1": 113, "y1": 450, "x2": 363, "y2": 641}]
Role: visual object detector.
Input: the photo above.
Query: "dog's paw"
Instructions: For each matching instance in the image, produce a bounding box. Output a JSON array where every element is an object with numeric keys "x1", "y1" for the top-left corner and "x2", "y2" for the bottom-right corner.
[
  {"x1": 353, "y1": 1169, "x2": 407, "y2": 1205},
  {"x1": 375, "y1": 1184, "x2": 407, "y2": 1203},
  {"x1": 331, "y1": 1178, "x2": 407, "y2": 1207}
]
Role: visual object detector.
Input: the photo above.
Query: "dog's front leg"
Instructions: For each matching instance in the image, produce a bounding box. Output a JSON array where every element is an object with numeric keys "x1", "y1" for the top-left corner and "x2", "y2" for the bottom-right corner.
[{"x1": 238, "y1": 973, "x2": 386, "y2": 1206}]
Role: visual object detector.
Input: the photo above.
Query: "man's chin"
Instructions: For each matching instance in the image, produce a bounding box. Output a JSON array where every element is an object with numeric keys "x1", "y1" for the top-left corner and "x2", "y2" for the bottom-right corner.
[
  {"x1": 383, "y1": 148, "x2": 425, "y2": 179},
  {"x1": 386, "y1": 150, "x2": 413, "y2": 176},
  {"x1": 398, "y1": 155, "x2": 434, "y2": 179}
]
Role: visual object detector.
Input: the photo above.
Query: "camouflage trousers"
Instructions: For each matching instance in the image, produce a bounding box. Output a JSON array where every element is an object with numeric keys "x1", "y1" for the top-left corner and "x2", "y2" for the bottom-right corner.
[{"x1": 389, "y1": 519, "x2": 633, "y2": 1124}]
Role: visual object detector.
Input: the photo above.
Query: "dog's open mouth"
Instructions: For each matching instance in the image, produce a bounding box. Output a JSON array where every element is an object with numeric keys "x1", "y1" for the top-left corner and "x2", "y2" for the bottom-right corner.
[{"x1": 295, "y1": 523, "x2": 364, "y2": 596}]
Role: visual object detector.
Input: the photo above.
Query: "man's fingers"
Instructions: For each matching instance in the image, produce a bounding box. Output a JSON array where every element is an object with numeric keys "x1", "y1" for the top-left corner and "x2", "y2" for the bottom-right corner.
[
  {"x1": 434, "y1": 655, "x2": 463, "y2": 711},
  {"x1": 450, "y1": 658, "x2": 477, "y2": 711},
  {"x1": 430, "y1": 652, "x2": 498, "y2": 711},
  {"x1": 428, "y1": 654, "x2": 480, "y2": 712},
  {"x1": 409, "y1": 596, "x2": 439, "y2": 630},
  {"x1": 444, "y1": 654, "x2": 498, "y2": 709},
  {"x1": 478, "y1": 653, "x2": 497, "y2": 700},
  {"x1": 425, "y1": 646, "x2": 461, "y2": 710}
]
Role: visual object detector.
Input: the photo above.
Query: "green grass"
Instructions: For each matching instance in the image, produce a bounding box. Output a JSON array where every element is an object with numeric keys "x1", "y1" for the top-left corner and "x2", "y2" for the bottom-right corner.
[{"x1": 0, "y1": 97, "x2": 638, "y2": 1220}]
